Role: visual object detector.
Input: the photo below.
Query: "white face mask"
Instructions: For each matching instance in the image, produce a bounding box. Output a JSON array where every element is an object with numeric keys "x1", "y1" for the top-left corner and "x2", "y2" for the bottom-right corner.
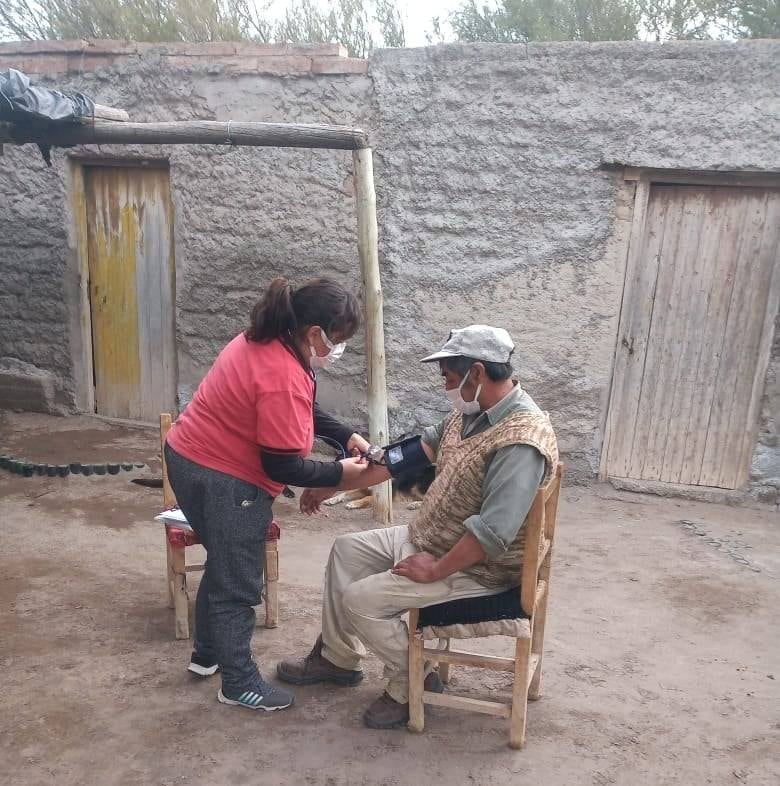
[
  {"x1": 310, "y1": 328, "x2": 346, "y2": 370},
  {"x1": 445, "y1": 369, "x2": 482, "y2": 415}
]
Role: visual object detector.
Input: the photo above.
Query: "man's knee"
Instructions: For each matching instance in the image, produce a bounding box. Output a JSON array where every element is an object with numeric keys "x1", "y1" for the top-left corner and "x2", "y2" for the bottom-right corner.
[
  {"x1": 343, "y1": 572, "x2": 407, "y2": 621},
  {"x1": 330, "y1": 532, "x2": 361, "y2": 565}
]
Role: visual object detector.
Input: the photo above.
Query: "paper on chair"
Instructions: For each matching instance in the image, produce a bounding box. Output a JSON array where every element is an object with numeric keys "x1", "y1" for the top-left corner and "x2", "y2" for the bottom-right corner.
[{"x1": 154, "y1": 507, "x2": 192, "y2": 529}]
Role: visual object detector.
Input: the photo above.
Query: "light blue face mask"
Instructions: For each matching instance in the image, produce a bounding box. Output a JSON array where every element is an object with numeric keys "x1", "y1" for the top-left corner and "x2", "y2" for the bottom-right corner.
[
  {"x1": 310, "y1": 328, "x2": 346, "y2": 370},
  {"x1": 445, "y1": 369, "x2": 482, "y2": 415}
]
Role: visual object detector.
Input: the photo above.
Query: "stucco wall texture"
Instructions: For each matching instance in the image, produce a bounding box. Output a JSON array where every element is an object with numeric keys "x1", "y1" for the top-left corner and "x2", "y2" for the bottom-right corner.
[{"x1": 0, "y1": 39, "x2": 778, "y2": 499}]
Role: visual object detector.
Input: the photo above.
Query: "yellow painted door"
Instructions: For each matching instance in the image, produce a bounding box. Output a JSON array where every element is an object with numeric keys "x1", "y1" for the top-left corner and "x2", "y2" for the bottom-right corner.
[
  {"x1": 606, "y1": 184, "x2": 780, "y2": 489},
  {"x1": 85, "y1": 165, "x2": 177, "y2": 420}
]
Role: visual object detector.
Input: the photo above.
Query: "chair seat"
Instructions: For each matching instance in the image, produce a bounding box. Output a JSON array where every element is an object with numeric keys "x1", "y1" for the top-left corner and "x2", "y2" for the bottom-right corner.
[{"x1": 417, "y1": 586, "x2": 530, "y2": 640}]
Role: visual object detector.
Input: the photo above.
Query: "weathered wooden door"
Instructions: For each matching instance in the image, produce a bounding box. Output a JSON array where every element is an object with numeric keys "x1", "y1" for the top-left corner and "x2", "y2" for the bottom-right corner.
[
  {"x1": 605, "y1": 182, "x2": 780, "y2": 489},
  {"x1": 84, "y1": 164, "x2": 177, "y2": 420}
]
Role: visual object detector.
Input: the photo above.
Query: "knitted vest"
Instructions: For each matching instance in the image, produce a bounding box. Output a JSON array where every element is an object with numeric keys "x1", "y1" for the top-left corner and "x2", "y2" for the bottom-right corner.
[{"x1": 409, "y1": 409, "x2": 559, "y2": 588}]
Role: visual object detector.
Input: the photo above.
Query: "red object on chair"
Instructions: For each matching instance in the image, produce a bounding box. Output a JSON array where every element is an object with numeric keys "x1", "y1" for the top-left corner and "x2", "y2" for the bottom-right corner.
[
  {"x1": 166, "y1": 526, "x2": 199, "y2": 548},
  {"x1": 165, "y1": 520, "x2": 281, "y2": 548},
  {"x1": 267, "y1": 520, "x2": 281, "y2": 541}
]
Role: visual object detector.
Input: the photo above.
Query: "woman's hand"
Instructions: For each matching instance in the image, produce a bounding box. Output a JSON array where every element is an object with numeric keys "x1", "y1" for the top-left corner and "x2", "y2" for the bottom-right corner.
[
  {"x1": 299, "y1": 458, "x2": 371, "y2": 514},
  {"x1": 339, "y1": 455, "x2": 370, "y2": 484},
  {"x1": 340, "y1": 456, "x2": 392, "y2": 491},
  {"x1": 347, "y1": 433, "x2": 371, "y2": 457},
  {"x1": 300, "y1": 487, "x2": 337, "y2": 514},
  {"x1": 391, "y1": 553, "x2": 442, "y2": 584}
]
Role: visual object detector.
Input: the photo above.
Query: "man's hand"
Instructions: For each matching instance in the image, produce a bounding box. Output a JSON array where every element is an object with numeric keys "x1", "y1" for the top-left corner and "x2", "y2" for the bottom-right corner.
[
  {"x1": 391, "y1": 552, "x2": 442, "y2": 584},
  {"x1": 347, "y1": 433, "x2": 371, "y2": 457},
  {"x1": 300, "y1": 487, "x2": 337, "y2": 515}
]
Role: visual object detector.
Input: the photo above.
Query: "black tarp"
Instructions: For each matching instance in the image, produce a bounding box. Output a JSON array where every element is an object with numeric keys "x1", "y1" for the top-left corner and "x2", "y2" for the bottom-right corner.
[
  {"x1": 0, "y1": 68, "x2": 94, "y2": 123},
  {"x1": 0, "y1": 68, "x2": 96, "y2": 164}
]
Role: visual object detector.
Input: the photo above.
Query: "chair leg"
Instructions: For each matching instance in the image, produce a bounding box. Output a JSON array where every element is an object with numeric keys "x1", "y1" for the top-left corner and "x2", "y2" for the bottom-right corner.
[
  {"x1": 438, "y1": 638, "x2": 451, "y2": 684},
  {"x1": 509, "y1": 637, "x2": 531, "y2": 749},
  {"x1": 165, "y1": 534, "x2": 175, "y2": 609},
  {"x1": 264, "y1": 540, "x2": 279, "y2": 629},
  {"x1": 528, "y1": 591, "x2": 549, "y2": 701},
  {"x1": 171, "y1": 545, "x2": 190, "y2": 640},
  {"x1": 407, "y1": 610, "x2": 425, "y2": 733}
]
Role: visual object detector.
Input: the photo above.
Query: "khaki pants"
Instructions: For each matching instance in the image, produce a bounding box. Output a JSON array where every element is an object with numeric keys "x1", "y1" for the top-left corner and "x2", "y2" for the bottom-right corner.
[{"x1": 321, "y1": 525, "x2": 504, "y2": 703}]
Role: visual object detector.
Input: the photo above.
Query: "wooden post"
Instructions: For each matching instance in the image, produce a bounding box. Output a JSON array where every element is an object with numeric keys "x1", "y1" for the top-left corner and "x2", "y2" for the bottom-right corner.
[{"x1": 353, "y1": 147, "x2": 392, "y2": 527}]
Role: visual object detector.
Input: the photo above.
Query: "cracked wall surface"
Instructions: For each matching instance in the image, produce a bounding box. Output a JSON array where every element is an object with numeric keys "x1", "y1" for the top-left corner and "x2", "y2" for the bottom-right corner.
[{"x1": 1, "y1": 39, "x2": 777, "y2": 499}]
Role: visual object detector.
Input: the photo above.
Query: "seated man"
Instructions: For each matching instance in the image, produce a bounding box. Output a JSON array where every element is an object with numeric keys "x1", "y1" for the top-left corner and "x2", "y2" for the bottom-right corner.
[{"x1": 277, "y1": 325, "x2": 558, "y2": 729}]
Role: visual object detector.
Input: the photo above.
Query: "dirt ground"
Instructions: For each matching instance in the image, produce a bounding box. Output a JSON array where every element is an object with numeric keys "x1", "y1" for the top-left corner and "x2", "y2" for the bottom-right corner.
[{"x1": 1, "y1": 412, "x2": 778, "y2": 786}]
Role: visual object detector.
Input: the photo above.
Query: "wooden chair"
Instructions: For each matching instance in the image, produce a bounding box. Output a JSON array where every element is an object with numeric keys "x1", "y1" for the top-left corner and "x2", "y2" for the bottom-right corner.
[
  {"x1": 407, "y1": 463, "x2": 563, "y2": 749},
  {"x1": 159, "y1": 413, "x2": 280, "y2": 640}
]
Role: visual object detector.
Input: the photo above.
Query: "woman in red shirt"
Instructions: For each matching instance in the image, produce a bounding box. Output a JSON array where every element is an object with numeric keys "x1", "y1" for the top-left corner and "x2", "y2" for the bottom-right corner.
[{"x1": 165, "y1": 277, "x2": 372, "y2": 712}]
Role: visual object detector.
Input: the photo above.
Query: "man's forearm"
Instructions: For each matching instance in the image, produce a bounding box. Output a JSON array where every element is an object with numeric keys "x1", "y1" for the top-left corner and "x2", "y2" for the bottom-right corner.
[
  {"x1": 431, "y1": 533, "x2": 486, "y2": 580},
  {"x1": 335, "y1": 463, "x2": 391, "y2": 491},
  {"x1": 337, "y1": 437, "x2": 434, "y2": 492}
]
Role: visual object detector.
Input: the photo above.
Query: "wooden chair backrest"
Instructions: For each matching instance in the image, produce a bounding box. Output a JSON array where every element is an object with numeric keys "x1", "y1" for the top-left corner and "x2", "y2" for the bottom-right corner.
[
  {"x1": 520, "y1": 463, "x2": 563, "y2": 618},
  {"x1": 160, "y1": 413, "x2": 177, "y2": 509}
]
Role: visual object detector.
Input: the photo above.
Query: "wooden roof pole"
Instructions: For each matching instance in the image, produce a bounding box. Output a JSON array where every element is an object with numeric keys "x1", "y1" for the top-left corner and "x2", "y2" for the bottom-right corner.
[{"x1": 0, "y1": 119, "x2": 369, "y2": 150}]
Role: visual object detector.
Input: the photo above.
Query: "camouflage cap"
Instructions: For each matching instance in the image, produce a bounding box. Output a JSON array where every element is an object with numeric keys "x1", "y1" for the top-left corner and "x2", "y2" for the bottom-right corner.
[{"x1": 421, "y1": 325, "x2": 515, "y2": 364}]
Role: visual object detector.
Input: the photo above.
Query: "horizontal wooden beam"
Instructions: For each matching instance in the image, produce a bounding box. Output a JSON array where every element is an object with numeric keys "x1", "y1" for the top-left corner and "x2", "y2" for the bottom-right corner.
[
  {"x1": 0, "y1": 119, "x2": 369, "y2": 150},
  {"x1": 422, "y1": 691, "x2": 512, "y2": 718},
  {"x1": 614, "y1": 165, "x2": 780, "y2": 188},
  {"x1": 422, "y1": 647, "x2": 516, "y2": 672}
]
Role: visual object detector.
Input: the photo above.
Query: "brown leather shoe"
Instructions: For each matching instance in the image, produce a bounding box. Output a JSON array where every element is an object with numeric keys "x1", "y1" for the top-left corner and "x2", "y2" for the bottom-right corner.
[
  {"x1": 277, "y1": 635, "x2": 363, "y2": 686},
  {"x1": 363, "y1": 672, "x2": 444, "y2": 729}
]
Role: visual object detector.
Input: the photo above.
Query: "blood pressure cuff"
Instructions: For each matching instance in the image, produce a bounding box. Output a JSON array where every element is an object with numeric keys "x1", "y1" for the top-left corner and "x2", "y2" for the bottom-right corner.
[{"x1": 382, "y1": 435, "x2": 431, "y2": 477}]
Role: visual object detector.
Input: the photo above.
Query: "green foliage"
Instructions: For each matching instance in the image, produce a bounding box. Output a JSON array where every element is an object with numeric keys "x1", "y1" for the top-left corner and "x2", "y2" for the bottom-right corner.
[
  {"x1": 450, "y1": 0, "x2": 641, "y2": 43},
  {"x1": 0, "y1": 0, "x2": 405, "y2": 55},
  {"x1": 727, "y1": 0, "x2": 780, "y2": 37},
  {"x1": 447, "y1": 0, "x2": 779, "y2": 42}
]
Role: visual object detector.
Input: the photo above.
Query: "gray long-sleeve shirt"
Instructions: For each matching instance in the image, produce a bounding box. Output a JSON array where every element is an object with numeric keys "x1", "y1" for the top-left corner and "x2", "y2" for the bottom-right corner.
[{"x1": 421, "y1": 383, "x2": 546, "y2": 558}]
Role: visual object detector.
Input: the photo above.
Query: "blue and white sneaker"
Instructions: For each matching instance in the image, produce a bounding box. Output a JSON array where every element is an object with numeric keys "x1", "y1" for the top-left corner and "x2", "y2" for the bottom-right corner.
[
  {"x1": 217, "y1": 679, "x2": 294, "y2": 711},
  {"x1": 188, "y1": 652, "x2": 219, "y2": 677}
]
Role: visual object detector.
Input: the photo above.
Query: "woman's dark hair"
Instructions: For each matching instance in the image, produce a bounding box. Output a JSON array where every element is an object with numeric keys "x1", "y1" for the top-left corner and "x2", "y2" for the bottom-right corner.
[
  {"x1": 246, "y1": 277, "x2": 360, "y2": 343},
  {"x1": 440, "y1": 355, "x2": 514, "y2": 382}
]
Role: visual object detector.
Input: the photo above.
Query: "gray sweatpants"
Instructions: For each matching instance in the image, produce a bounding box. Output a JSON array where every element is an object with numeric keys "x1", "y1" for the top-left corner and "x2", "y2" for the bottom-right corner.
[{"x1": 164, "y1": 443, "x2": 272, "y2": 694}]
